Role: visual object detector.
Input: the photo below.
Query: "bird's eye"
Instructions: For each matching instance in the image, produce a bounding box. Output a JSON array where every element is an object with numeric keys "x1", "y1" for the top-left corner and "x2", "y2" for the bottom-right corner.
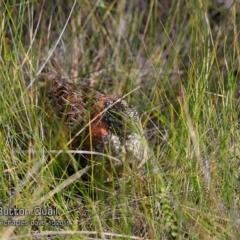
[{"x1": 52, "y1": 81, "x2": 62, "y2": 89}]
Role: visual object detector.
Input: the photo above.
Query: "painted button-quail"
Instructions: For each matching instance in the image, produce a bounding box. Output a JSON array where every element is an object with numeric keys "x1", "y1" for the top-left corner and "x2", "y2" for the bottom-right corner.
[{"x1": 40, "y1": 59, "x2": 151, "y2": 181}]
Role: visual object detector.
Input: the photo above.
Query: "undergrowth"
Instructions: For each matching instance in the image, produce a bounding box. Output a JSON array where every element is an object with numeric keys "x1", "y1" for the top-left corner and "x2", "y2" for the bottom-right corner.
[{"x1": 0, "y1": 0, "x2": 240, "y2": 239}]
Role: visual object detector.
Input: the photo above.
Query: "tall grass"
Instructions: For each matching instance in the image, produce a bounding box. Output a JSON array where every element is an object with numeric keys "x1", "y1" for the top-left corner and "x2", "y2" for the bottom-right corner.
[{"x1": 0, "y1": 0, "x2": 240, "y2": 239}]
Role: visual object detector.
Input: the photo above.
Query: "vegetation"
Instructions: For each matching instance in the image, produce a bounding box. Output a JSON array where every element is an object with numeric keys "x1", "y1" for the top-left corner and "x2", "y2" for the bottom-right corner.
[{"x1": 0, "y1": 0, "x2": 240, "y2": 239}]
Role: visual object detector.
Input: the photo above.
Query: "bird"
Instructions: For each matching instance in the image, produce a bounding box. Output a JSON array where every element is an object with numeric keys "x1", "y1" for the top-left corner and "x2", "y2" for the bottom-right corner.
[{"x1": 39, "y1": 59, "x2": 151, "y2": 182}]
